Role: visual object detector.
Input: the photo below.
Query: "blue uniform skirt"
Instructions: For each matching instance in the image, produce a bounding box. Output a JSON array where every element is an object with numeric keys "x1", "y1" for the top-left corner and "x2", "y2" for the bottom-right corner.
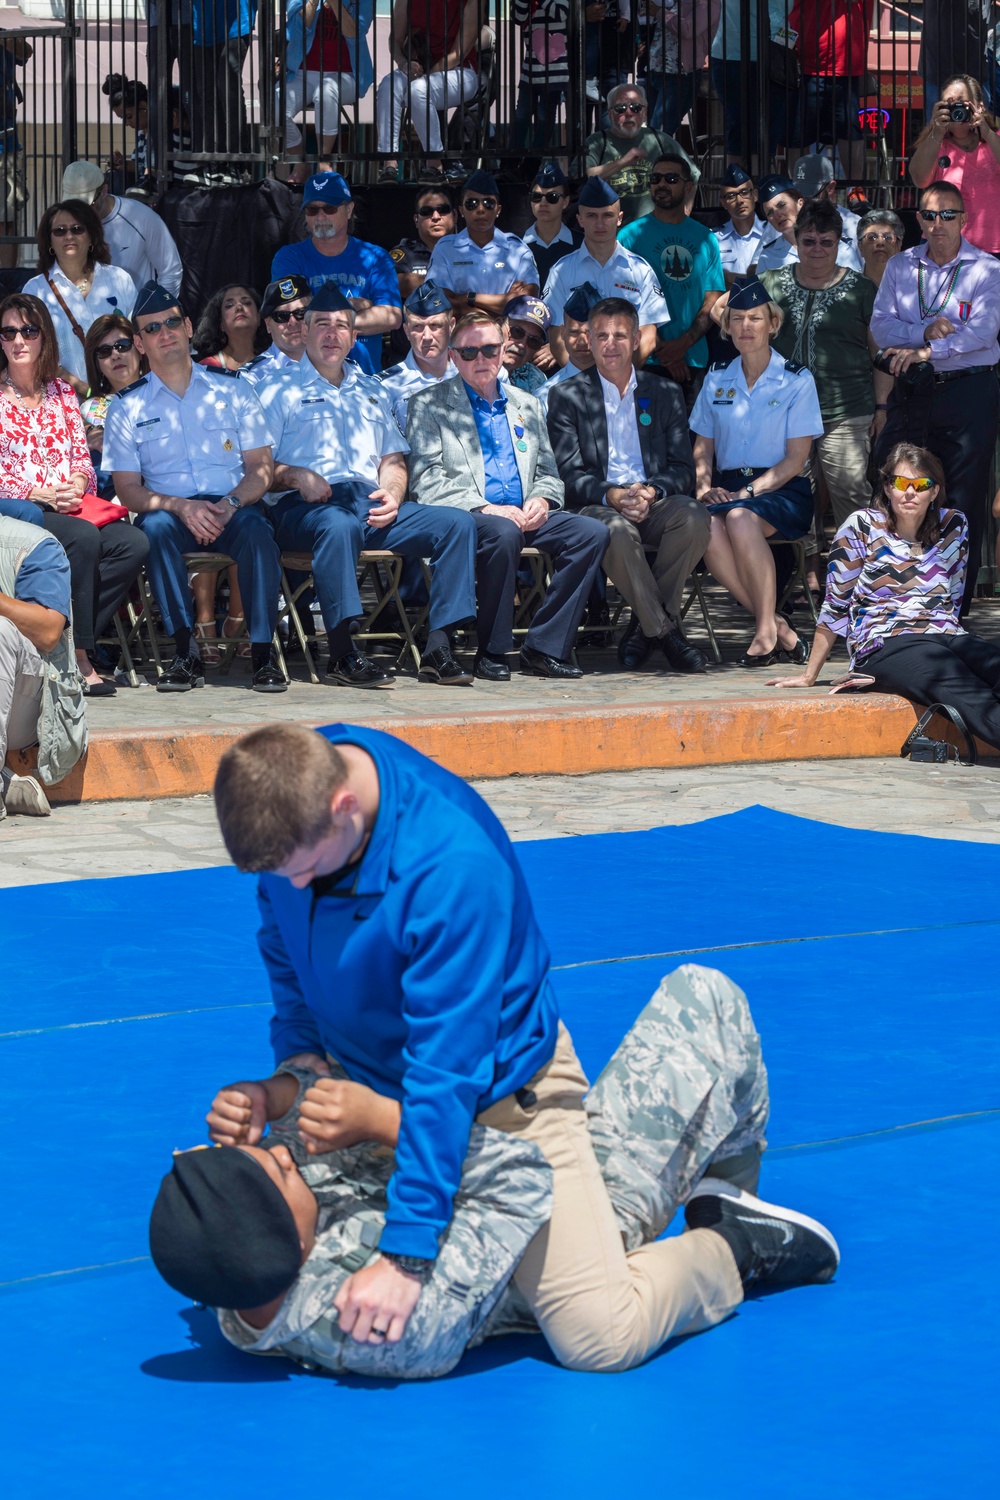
[{"x1": 708, "y1": 468, "x2": 813, "y2": 542}]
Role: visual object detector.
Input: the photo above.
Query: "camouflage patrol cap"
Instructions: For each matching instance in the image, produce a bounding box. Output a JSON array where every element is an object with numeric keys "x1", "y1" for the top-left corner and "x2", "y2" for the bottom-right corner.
[{"x1": 149, "y1": 1146, "x2": 302, "y2": 1310}]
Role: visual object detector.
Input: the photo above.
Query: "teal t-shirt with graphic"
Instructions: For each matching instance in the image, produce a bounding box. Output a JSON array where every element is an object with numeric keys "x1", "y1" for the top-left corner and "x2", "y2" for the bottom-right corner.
[{"x1": 617, "y1": 213, "x2": 726, "y2": 369}]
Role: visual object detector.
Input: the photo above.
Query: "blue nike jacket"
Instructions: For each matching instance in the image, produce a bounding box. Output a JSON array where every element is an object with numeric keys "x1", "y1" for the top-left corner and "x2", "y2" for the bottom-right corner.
[{"x1": 257, "y1": 724, "x2": 560, "y2": 1260}]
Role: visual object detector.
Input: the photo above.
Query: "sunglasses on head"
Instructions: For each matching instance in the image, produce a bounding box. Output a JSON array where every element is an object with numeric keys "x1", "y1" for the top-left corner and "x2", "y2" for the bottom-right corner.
[
  {"x1": 918, "y1": 208, "x2": 959, "y2": 222},
  {"x1": 271, "y1": 307, "x2": 306, "y2": 323},
  {"x1": 888, "y1": 474, "x2": 935, "y2": 492},
  {"x1": 453, "y1": 343, "x2": 501, "y2": 361},
  {"x1": 51, "y1": 223, "x2": 86, "y2": 237},
  {"x1": 612, "y1": 102, "x2": 644, "y2": 115},
  {"x1": 530, "y1": 189, "x2": 565, "y2": 204},
  {"x1": 416, "y1": 203, "x2": 454, "y2": 218},
  {"x1": 649, "y1": 172, "x2": 683, "y2": 186},
  {"x1": 462, "y1": 196, "x2": 497, "y2": 211},
  {"x1": 304, "y1": 203, "x2": 342, "y2": 216},
  {"x1": 138, "y1": 314, "x2": 184, "y2": 335},
  {"x1": 95, "y1": 338, "x2": 134, "y2": 358},
  {"x1": 0, "y1": 323, "x2": 40, "y2": 342}
]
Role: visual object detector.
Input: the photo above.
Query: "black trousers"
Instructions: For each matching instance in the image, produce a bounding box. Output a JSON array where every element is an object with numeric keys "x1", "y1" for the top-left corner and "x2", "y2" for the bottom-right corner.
[
  {"x1": 874, "y1": 369, "x2": 999, "y2": 616},
  {"x1": 865, "y1": 632, "x2": 1000, "y2": 751},
  {"x1": 40, "y1": 515, "x2": 149, "y2": 654},
  {"x1": 474, "y1": 510, "x2": 609, "y2": 660}
]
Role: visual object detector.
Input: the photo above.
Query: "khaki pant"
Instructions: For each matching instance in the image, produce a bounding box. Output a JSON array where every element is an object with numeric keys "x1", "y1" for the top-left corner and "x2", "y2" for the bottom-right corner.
[
  {"x1": 0, "y1": 616, "x2": 43, "y2": 767},
  {"x1": 815, "y1": 414, "x2": 872, "y2": 531},
  {"x1": 478, "y1": 1023, "x2": 744, "y2": 1373},
  {"x1": 581, "y1": 493, "x2": 710, "y2": 639}
]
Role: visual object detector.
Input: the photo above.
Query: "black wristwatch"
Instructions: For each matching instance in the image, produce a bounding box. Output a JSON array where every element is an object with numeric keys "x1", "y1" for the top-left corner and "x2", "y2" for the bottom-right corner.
[
  {"x1": 381, "y1": 1251, "x2": 435, "y2": 1282},
  {"x1": 745, "y1": 482, "x2": 756, "y2": 501},
  {"x1": 466, "y1": 291, "x2": 477, "y2": 306}
]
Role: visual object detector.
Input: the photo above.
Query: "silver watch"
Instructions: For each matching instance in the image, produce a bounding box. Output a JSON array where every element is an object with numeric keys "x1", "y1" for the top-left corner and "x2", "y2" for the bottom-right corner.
[
  {"x1": 745, "y1": 482, "x2": 756, "y2": 500},
  {"x1": 225, "y1": 494, "x2": 241, "y2": 510}
]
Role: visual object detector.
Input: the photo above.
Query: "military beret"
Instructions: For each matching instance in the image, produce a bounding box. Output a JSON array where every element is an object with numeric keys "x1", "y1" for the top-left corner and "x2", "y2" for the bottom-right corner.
[
  {"x1": 149, "y1": 1147, "x2": 302, "y2": 1311},
  {"x1": 504, "y1": 295, "x2": 551, "y2": 332},
  {"x1": 728, "y1": 275, "x2": 772, "y2": 310},
  {"x1": 577, "y1": 177, "x2": 620, "y2": 209},
  {"x1": 133, "y1": 280, "x2": 182, "y2": 319},
  {"x1": 308, "y1": 281, "x2": 355, "y2": 314},
  {"x1": 462, "y1": 169, "x2": 500, "y2": 198},
  {"x1": 562, "y1": 281, "x2": 603, "y2": 323},
  {"x1": 533, "y1": 163, "x2": 568, "y2": 189},
  {"x1": 404, "y1": 279, "x2": 452, "y2": 318},
  {"x1": 757, "y1": 173, "x2": 798, "y2": 206},
  {"x1": 260, "y1": 274, "x2": 312, "y2": 320},
  {"x1": 303, "y1": 170, "x2": 352, "y2": 207},
  {"x1": 721, "y1": 164, "x2": 752, "y2": 188}
]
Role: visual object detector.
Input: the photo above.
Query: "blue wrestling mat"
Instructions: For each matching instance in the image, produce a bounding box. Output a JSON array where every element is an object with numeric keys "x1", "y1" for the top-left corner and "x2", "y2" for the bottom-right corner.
[{"x1": 1, "y1": 806, "x2": 996, "y2": 1498}]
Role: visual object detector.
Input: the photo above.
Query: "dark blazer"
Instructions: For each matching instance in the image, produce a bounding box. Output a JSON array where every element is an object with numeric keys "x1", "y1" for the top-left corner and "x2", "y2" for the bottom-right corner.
[{"x1": 547, "y1": 366, "x2": 696, "y2": 511}]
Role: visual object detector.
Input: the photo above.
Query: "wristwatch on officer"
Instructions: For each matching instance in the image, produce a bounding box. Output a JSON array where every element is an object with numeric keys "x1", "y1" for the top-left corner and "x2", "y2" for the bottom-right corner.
[
  {"x1": 466, "y1": 291, "x2": 477, "y2": 306},
  {"x1": 224, "y1": 494, "x2": 241, "y2": 511},
  {"x1": 744, "y1": 482, "x2": 756, "y2": 501},
  {"x1": 381, "y1": 1252, "x2": 435, "y2": 1283}
]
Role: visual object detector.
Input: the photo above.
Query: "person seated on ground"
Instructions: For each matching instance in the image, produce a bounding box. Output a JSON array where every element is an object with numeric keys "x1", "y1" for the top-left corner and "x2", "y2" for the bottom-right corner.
[
  {"x1": 148, "y1": 721, "x2": 838, "y2": 1375},
  {"x1": 375, "y1": 0, "x2": 482, "y2": 182},
  {"x1": 80, "y1": 312, "x2": 147, "y2": 499},
  {"x1": 542, "y1": 177, "x2": 670, "y2": 369},
  {"x1": 193, "y1": 284, "x2": 269, "y2": 373},
  {"x1": 0, "y1": 512, "x2": 85, "y2": 820},
  {"x1": 407, "y1": 310, "x2": 609, "y2": 682},
  {"x1": 536, "y1": 282, "x2": 599, "y2": 414},
  {"x1": 255, "y1": 282, "x2": 477, "y2": 690},
  {"x1": 584, "y1": 80, "x2": 699, "y2": 224},
  {"x1": 271, "y1": 172, "x2": 402, "y2": 375},
  {"x1": 379, "y1": 280, "x2": 457, "y2": 431},
  {"x1": 281, "y1": 0, "x2": 373, "y2": 184},
  {"x1": 689, "y1": 276, "x2": 822, "y2": 667},
  {"x1": 23, "y1": 199, "x2": 137, "y2": 398},
  {"x1": 103, "y1": 280, "x2": 285, "y2": 695},
  {"x1": 713, "y1": 166, "x2": 765, "y2": 285},
  {"x1": 240, "y1": 276, "x2": 313, "y2": 385},
  {"x1": 59, "y1": 160, "x2": 183, "y2": 296},
  {"x1": 425, "y1": 171, "x2": 540, "y2": 319},
  {"x1": 792, "y1": 154, "x2": 863, "y2": 270},
  {"x1": 856, "y1": 209, "x2": 904, "y2": 289},
  {"x1": 522, "y1": 164, "x2": 583, "y2": 291},
  {"x1": 771, "y1": 443, "x2": 1000, "y2": 751},
  {"x1": 0, "y1": 295, "x2": 148, "y2": 697},
  {"x1": 502, "y1": 296, "x2": 551, "y2": 395},
  {"x1": 386, "y1": 185, "x2": 458, "y2": 361},
  {"x1": 547, "y1": 295, "x2": 709, "y2": 675}
]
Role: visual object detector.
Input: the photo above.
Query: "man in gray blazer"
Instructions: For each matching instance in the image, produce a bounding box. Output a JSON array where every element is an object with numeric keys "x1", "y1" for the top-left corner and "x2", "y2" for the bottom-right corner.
[{"x1": 407, "y1": 311, "x2": 609, "y2": 681}]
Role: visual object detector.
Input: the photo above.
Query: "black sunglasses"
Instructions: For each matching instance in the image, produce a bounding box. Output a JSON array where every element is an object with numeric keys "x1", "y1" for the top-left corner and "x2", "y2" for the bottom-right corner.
[
  {"x1": 138, "y1": 314, "x2": 184, "y2": 334},
  {"x1": 271, "y1": 307, "x2": 306, "y2": 323},
  {"x1": 918, "y1": 208, "x2": 960, "y2": 222},
  {"x1": 452, "y1": 343, "x2": 501, "y2": 360},
  {"x1": 611, "y1": 102, "x2": 643, "y2": 115},
  {"x1": 416, "y1": 203, "x2": 454, "y2": 218},
  {"x1": 649, "y1": 172, "x2": 683, "y2": 186},
  {"x1": 51, "y1": 223, "x2": 87, "y2": 237},
  {"x1": 530, "y1": 189, "x2": 565, "y2": 204},
  {"x1": 462, "y1": 196, "x2": 497, "y2": 211},
  {"x1": 94, "y1": 338, "x2": 134, "y2": 358},
  {"x1": 0, "y1": 323, "x2": 40, "y2": 341}
]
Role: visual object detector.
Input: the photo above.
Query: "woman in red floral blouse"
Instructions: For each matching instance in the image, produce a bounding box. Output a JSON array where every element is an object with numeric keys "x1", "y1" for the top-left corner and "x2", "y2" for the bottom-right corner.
[{"x1": 0, "y1": 293, "x2": 148, "y2": 695}]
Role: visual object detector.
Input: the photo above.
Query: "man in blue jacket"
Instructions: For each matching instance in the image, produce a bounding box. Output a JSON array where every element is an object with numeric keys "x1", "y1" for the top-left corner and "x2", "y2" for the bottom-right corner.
[{"x1": 211, "y1": 721, "x2": 838, "y2": 1366}]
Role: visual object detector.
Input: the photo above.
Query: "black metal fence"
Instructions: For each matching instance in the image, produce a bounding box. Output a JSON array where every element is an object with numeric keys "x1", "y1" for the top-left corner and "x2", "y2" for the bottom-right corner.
[{"x1": 1, "y1": 1, "x2": 998, "y2": 246}]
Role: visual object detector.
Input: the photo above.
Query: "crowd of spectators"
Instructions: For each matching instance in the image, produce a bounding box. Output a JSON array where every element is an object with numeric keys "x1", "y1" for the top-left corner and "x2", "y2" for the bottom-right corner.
[{"x1": 6, "y1": 29, "x2": 1000, "y2": 817}]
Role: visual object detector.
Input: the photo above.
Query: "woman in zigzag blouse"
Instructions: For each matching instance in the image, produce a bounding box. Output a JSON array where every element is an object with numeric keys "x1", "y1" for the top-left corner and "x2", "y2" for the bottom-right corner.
[{"x1": 770, "y1": 439, "x2": 1000, "y2": 751}]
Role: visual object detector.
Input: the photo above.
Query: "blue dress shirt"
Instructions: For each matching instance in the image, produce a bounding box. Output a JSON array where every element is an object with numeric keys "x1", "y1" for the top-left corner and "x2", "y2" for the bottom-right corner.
[{"x1": 464, "y1": 381, "x2": 523, "y2": 509}]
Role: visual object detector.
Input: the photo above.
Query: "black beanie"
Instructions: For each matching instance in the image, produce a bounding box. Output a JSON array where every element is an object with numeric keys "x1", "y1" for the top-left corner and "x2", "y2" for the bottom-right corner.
[{"x1": 149, "y1": 1147, "x2": 302, "y2": 1310}]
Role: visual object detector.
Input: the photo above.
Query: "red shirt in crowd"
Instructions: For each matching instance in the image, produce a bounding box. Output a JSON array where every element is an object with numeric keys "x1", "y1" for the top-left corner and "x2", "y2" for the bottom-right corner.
[
  {"x1": 408, "y1": 0, "x2": 478, "y2": 71},
  {"x1": 0, "y1": 378, "x2": 97, "y2": 497},
  {"x1": 305, "y1": 6, "x2": 352, "y2": 73},
  {"x1": 790, "y1": 0, "x2": 874, "y2": 77}
]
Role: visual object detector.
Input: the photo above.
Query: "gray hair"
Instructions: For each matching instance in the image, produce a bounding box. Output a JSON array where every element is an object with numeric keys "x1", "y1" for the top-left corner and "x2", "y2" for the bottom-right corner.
[
  {"x1": 607, "y1": 81, "x2": 647, "y2": 111},
  {"x1": 858, "y1": 209, "x2": 904, "y2": 243}
]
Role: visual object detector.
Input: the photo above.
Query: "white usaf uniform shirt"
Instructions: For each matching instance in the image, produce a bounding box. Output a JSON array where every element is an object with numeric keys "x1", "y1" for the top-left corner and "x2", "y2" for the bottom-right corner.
[
  {"x1": 103, "y1": 364, "x2": 272, "y2": 495},
  {"x1": 756, "y1": 224, "x2": 862, "y2": 273},
  {"x1": 239, "y1": 346, "x2": 301, "y2": 386},
  {"x1": 426, "y1": 227, "x2": 539, "y2": 295},
  {"x1": 713, "y1": 217, "x2": 766, "y2": 276},
  {"x1": 378, "y1": 349, "x2": 459, "y2": 431},
  {"x1": 542, "y1": 242, "x2": 670, "y2": 327},
  {"x1": 688, "y1": 350, "x2": 824, "y2": 471}
]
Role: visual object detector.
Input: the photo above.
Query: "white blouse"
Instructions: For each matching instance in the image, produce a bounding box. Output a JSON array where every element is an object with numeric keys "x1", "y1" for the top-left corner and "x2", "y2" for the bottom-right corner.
[{"x1": 22, "y1": 262, "x2": 137, "y2": 383}]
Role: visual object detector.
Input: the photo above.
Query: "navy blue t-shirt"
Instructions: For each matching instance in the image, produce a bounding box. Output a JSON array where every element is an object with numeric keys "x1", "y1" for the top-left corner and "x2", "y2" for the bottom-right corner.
[
  {"x1": 14, "y1": 532, "x2": 71, "y2": 618},
  {"x1": 271, "y1": 235, "x2": 402, "y2": 371}
]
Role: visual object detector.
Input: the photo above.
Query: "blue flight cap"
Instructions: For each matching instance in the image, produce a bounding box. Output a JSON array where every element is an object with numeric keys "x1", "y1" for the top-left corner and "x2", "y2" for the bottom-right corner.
[
  {"x1": 404, "y1": 279, "x2": 452, "y2": 318},
  {"x1": 133, "y1": 280, "x2": 182, "y2": 319},
  {"x1": 722, "y1": 164, "x2": 752, "y2": 188},
  {"x1": 462, "y1": 169, "x2": 499, "y2": 198},
  {"x1": 303, "y1": 170, "x2": 352, "y2": 208},
  {"x1": 504, "y1": 295, "x2": 551, "y2": 332},
  {"x1": 562, "y1": 281, "x2": 602, "y2": 323},
  {"x1": 533, "y1": 163, "x2": 568, "y2": 189},
  {"x1": 577, "y1": 176, "x2": 620, "y2": 209},
  {"x1": 308, "y1": 281, "x2": 355, "y2": 314},
  {"x1": 757, "y1": 173, "x2": 797, "y2": 206},
  {"x1": 260, "y1": 274, "x2": 311, "y2": 320},
  {"x1": 728, "y1": 275, "x2": 771, "y2": 310}
]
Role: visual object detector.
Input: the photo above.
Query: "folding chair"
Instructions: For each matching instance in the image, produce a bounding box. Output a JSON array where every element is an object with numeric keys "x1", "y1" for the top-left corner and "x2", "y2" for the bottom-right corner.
[
  {"x1": 277, "y1": 549, "x2": 424, "y2": 683},
  {"x1": 769, "y1": 537, "x2": 820, "y2": 623}
]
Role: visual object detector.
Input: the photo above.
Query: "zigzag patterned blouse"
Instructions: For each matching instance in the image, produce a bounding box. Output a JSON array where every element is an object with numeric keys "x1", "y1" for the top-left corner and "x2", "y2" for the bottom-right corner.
[{"x1": 818, "y1": 507, "x2": 968, "y2": 667}]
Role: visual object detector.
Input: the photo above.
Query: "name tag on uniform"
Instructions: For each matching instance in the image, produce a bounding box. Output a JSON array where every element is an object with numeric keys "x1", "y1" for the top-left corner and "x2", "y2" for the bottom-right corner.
[
  {"x1": 300, "y1": 397, "x2": 327, "y2": 406},
  {"x1": 136, "y1": 417, "x2": 161, "y2": 428}
]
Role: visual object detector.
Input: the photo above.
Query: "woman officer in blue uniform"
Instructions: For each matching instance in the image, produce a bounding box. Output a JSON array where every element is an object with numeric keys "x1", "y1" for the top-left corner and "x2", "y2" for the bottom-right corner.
[{"x1": 689, "y1": 275, "x2": 824, "y2": 666}]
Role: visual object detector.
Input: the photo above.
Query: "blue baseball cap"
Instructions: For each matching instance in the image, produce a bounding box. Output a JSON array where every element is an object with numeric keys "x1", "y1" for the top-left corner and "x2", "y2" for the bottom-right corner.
[{"x1": 303, "y1": 171, "x2": 352, "y2": 208}]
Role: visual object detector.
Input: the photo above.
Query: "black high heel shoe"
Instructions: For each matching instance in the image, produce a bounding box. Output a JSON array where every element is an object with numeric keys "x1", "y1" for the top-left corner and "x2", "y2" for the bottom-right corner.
[
  {"x1": 739, "y1": 646, "x2": 780, "y2": 668},
  {"x1": 780, "y1": 634, "x2": 810, "y2": 665}
]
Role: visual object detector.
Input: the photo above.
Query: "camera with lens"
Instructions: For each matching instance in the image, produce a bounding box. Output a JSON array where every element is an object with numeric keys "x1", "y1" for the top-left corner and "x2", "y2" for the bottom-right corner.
[
  {"x1": 873, "y1": 348, "x2": 935, "y2": 396},
  {"x1": 948, "y1": 102, "x2": 974, "y2": 123}
]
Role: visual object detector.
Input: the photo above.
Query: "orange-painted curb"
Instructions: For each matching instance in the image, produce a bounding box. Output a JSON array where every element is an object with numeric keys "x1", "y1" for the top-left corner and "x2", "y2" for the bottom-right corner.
[{"x1": 4, "y1": 692, "x2": 953, "y2": 805}]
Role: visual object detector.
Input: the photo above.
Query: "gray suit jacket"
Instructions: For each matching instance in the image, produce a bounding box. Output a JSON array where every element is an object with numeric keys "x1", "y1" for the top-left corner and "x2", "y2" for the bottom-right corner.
[{"x1": 406, "y1": 377, "x2": 564, "y2": 512}]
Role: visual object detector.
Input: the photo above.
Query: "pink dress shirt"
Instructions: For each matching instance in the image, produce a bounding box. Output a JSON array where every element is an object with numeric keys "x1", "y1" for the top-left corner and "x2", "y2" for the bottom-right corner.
[{"x1": 869, "y1": 238, "x2": 1000, "y2": 372}]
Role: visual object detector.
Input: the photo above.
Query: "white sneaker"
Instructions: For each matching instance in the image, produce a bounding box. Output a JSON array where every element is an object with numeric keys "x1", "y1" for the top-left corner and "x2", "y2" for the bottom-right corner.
[
  {"x1": 1, "y1": 768, "x2": 51, "y2": 817},
  {"x1": 585, "y1": 77, "x2": 601, "y2": 103}
]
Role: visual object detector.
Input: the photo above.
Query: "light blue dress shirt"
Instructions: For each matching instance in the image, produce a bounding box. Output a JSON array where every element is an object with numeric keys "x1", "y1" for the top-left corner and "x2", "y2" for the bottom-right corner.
[
  {"x1": 542, "y1": 242, "x2": 671, "y2": 327},
  {"x1": 464, "y1": 381, "x2": 524, "y2": 509},
  {"x1": 427, "y1": 227, "x2": 539, "y2": 295},
  {"x1": 689, "y1": 349, "x2": 824, "y2": 471}
]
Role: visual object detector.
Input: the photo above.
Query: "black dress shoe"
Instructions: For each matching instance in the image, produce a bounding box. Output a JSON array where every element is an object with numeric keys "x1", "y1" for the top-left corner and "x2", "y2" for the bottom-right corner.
[
  {"x1": 251, "y1": 656, "x2": 288, "y2": 693},
  {"x1": 81, "y1": 678, "x2": 117, "y2": 697},
  {"x1": 738, "y1": 646, "x2": 779, "y2": 668},
  {"x1": 780, "y1": 634, "x2": 809, "y2": 664},
  {"x1": 617, "y1": 613, "x2": 657, "y2": 670},
  {"x1": 661, "y1": 626, "x2": 709, "y2": 674},
  {"x1": 156, "y1": 653, "x2": 205, "y2": 692},
  {"x1": 473, "y1": 652, "x2": 511, "y2": 682},
  {"x1": 519, "y1": 645, "x2": 583, "y2": 679},
  {"x1": 326, "y1": 648, "x2": 394, "y2": 689},
  {"x1": 418, "y1": 645, "x2": 474, "y2": 685}
]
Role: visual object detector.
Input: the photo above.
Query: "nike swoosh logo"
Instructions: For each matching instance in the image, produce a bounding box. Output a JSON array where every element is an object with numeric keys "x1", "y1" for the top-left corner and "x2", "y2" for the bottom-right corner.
[{"x1": 735, "y1": 1213, "x2": 794, "y2": 1245}]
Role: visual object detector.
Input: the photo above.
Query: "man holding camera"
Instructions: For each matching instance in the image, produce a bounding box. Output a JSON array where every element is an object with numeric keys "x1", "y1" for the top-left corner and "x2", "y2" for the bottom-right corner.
[{"x1": 871, "y1": 181, "x2": 1000, "y2": 615}]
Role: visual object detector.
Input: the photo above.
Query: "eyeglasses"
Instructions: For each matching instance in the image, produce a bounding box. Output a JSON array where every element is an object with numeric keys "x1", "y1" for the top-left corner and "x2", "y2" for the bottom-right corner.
[
  {"x1": 304, "y1": 203, "x2": 343, "y2": 216},
  {"x1": 452, "y1": 343, "x2": 501, "y2": 361},
  {"x1": 611, "y1": 102, "x2": 644, "y2": 115},
  {"x1": 51, "y1": 223, "x2": 87, "y2": 237},
  {"x1": 94, "y1": 338, "x2": 134, "y2": 358},
  {"x1": 530, "y1": 190, "x2": 565, "y2": 205},
  {"x1": 138, "y1": 314, "x2": 184, "y2": 335},
  {"x1": 721, "y1": 186, "x2": 754, "y2": 202},
  {"x1": 918, "y1": 208, "x2": 960, "y2": 222},
  {"x1": 649, "y1": 172, "x2": 683, "y2": 186},
  {"x1": 0, "y1": 323, "x2": 40, "y2": 342},
  {"x1": 888, "y1": 475, "x2": 935, "y2": 493},
  {"x1": 860, "y1": 232, "x2": 900, "y2": 245},
  {"x1": 416, "y1": 203, "x2": 454, "y2": 218},
  {"x1": 270, "y1": 307, "x2": 306, "y2": 324},
  {"x1": 462, "y1": 196, "x2": 497, "y2": 212}
]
